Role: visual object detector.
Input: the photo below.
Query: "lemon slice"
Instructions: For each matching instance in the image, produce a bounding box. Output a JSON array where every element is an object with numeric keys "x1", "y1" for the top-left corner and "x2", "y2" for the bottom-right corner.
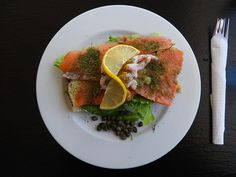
[
  {"x1": 102, "y1": 44, "x2": 140, "y2": 78},
  {"x1": 100, "y1": 79, "x2": 127, "y2": 110},
  {"x1": 100, "y1": 45, "x2": 139, "y2": 109}
]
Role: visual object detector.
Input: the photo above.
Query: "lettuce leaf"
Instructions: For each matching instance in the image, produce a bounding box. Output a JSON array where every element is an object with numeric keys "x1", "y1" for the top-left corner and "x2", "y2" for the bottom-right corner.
[
  {"x1": 54, "y1": 55, "x2": 64, "y2": 69},
  {"x1": 108, "y1": 33, "x2": 160, "y2": 43},
  {"x1": 81, "y1": 95, "x2": 155, "y2": 125},
  {"x1": 149, "y1": 32, "x2": 160, "y2": 36},
  {"x1": 81, "y1": 104, "x2": 126, "y2": 116},
  {"x1": 128, "y1": 33, "x2": 141, "y2": 39},
  {"x1": 123, "y1": 95, "x2": 155, "y2": 125},
  {"x1": 108, "y1": 36, "x2": 119, "y2": 42},
  {"x1": 108, "y1": 33, "x2": 141, "y2": 42}
]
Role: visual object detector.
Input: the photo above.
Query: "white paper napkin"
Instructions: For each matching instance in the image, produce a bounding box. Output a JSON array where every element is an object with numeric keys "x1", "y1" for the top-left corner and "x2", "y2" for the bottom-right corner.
[{"x1": 211, "y1": 34, "x2": 228, "y2": 145}]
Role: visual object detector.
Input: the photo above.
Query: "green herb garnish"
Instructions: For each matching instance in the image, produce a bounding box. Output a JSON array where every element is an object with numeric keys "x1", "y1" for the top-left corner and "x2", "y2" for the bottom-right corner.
[
  {"x1": 134, "y1": 41, "x2": 160, "y2": 52},
  {"x1": 146, "y1": 61, "x2": 164, "y2": 90},
  {"x1": 75, "y1": 47, "x2": 100, "y2": 80},
  {"x1": 54, "y1": 55, "x2": 64, "y2": 68}
]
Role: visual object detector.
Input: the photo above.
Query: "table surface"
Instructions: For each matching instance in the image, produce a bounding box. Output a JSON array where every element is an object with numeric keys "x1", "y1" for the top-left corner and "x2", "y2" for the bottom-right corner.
[{"x1": 1, "y1": 0, "x2": 236, "y2": 177}]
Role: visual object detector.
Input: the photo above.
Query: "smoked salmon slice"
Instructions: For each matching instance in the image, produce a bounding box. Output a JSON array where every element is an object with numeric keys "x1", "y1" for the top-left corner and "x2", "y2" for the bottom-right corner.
[
  {"x1": 60, "y1": 51, "x2": 81, "y2": 73},
  {"x1": 68, "y1": 80, "x2": 103, "y2": 107},
  {"x1": 135, "y1": 48, "x2": 183, "y2": 106},
  {"x1": 117, "y1": 35, "x2": 173, "y2": 54}
]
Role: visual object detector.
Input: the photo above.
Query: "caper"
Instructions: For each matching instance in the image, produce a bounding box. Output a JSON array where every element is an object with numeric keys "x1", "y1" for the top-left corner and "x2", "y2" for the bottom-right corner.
[
  {"x1": 120, "y1": 135, "x2": 127, "y2": 140},
  {"x1": 116, "y1": 131, "x2": 121, "y2": 136},
  {"x1": 118, "y1": 120, "x2": 125, "y2": 127},
  {"x1": 113, "y1": 116, "x2": 118, "y2": 120},
  {"x1": 96, "y1": 124, "x2": 102, "y2": 131},
  {"x1": 103, "y1": 125, "x2": 108, "y2": 131},
  {"x1": 99, "y1": 123, "x2": 106, "y2": 129},
  {"x1": 138, "y1": 69, "x2": 147, "y2": 75},
  {"x1": 132, "y1": 126, "x2": 137, "y2": 133},
  {"x1": 144, "y1": 76, "x2": 152, "y2": 84},
  {"x1": 128, "y1": 127, "x2": 133, "y2": 132},
  {"x1": 124, "y1": 128, "x2": 129, "y2": 133},
  {"x1": 126, "y1": 124, "x2": 131, "y2": 129},
  {"x1": 91, "y1": 116, "x2": 98, "y2": 121},
  {"x1": 125, "y1": 132, "x2": 131, "y2": 137},
  {"x1": 129, "y1": 121, "x2": 134, "y2": 126},
  {"x1": 124, "y1": 120, "x2": 129, "y2": 125},
  {"x1": 138, "y1": 121, "x2": 143, "y2": 127},
  {"x1": 116, "y1": 127, "x2": 121, "y2": 132},
  {"x1": 137, "y1": 79, "x2": 144, "y2": 87},
  {"x1": 111, "y1": 125, "x2": 116, "y2": 131},
  {"x1": 101, "y1": 116, "x2": 107, "y2": 121},
  {"x1": 96, "y1": 114, "x2": 139, "y2": 140},
  {"x1": 116, "y1": 116, "x2": 122, "y2": 121},
  {"x1": 107, "y1": 125, "x2": 112, "y2": 130}
]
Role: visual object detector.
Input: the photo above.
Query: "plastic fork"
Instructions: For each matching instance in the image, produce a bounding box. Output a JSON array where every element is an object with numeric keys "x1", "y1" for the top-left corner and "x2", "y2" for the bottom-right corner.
[
  {"x1": 211, "y1": 17, "x2": 230, "y2": 145},
  {"x1": 213, "y1": 18, "x2": 230, "y2": 40}
]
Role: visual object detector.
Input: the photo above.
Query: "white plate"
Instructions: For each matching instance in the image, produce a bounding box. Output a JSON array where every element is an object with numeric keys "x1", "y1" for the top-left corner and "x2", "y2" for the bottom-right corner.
[{"x1": 36, "y1": 5, "x2": 201, "y2": 169}]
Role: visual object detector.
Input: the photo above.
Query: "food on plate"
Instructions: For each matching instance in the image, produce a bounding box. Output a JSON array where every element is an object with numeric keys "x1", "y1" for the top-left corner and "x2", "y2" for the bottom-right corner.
[
  {"x1": 100, "y1": 44, "x2": 140, "y2": 109},
  {"x1": 54, "y1": 33, "x2": 183, "y2": 140}
]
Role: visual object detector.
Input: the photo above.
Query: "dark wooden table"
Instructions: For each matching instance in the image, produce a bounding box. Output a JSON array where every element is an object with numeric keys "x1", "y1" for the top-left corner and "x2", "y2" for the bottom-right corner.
[{"x1": 1, "y1": 0, "x2": 236, "y2": 176}]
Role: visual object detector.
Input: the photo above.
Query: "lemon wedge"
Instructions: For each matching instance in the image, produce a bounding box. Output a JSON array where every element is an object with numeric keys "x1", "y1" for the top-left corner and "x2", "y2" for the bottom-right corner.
[
  {"x1": 102, "y1": 44, "x2": 140, "y2": 77},
  {"x1": 100, "y1": 45, "x2": 140, "y2": 109},
  {"x1": 100, "y1": 79, "x2": 127, "y2": 110}
]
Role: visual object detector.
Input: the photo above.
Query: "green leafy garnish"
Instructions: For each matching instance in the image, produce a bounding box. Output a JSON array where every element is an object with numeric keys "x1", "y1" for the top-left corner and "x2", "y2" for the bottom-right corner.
[
  {"x1": 123, "y1": 95, "x2": 155, "y2": 125},
  {"x1": 54, "y1": 55, "x2": 64, "y2": 69},
  {"x1": 128, "y1": 33, "x2": 141, "y2": 39},
  {"x1": 81, "y1": 95, "x2": 155, "y2": 125},
  {"x1": 133, "y1": 41, "x2": 160, "y2": 52},
  {"x1": 108, "y1": 33, "x2": 160, "y2": 43},
  {"x1": 142, "y1": 60, "x2": 165, "y2": 91},
  {"x1": 75, "y1": 47, "x2": 101, "y2": 80},
  {"x1": 108, "y1": 33, "x2": 141, "y2": 42},
  {"x1": 149, "y1": 32, "x2": 160, "y2": 36},
  {"x1": 108, "y1": 36, "x2": 119, "y2": 42},
  {"x1": 81, "y1": 104, "x2": 126, "y2": 116}
]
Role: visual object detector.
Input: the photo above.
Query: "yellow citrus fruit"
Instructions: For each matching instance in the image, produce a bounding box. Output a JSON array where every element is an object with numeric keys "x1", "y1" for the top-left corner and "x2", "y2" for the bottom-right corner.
[
  {"x1": 102, "y1": 44, "x2": 140, "y2": 78},
  {"x1": 100, "y1": 79, "x2": 127, "y2": 110},
  {"x1": 100, "y1": 45, "x2": 139, "y2": 109}
]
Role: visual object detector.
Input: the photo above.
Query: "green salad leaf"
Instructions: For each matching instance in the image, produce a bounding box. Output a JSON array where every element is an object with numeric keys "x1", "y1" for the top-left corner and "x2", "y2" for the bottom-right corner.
[
  {"x1": 108, "y1": 33, "x2": 160, "y2": 43},
  {"x1": 123, "y1": 95, "x2": 155, "y2": 125},
  {"x1": 54, "y1": 55, "x2": 64, "y2": 69},
  {"x1": 149, "y1": 32, "x2": 160, "y2": 36},
  {"x1": 81, "y1": 95, "x2": 155, "y2": 125},
  {"x1": 108, "y1": 33, "x2": 141, "y2": 42},
  {"x1": 108, "y1": 36, "x2": 119, "y2": 42},
  {"x1": 128, "y1": 33, "x2": 141, "y2": 39},
  {"x1": 81, "y1": 104, "x2": 126, "y2": 116}
]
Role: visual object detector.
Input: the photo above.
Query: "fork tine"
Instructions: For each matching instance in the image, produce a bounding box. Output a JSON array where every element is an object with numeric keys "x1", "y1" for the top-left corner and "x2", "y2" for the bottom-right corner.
[
  {"x1": 221, "y1": 18, "x2": 226, "y2": 35},
  {"x1": 225, "y1": 18, "x2": 230, "y2": 40},
  {"x1": 219, "y1": 18, "x2": 224, "y2": 34},
  {"x1": 213, "y1": 18, "x2": 220, "y2": 35}
]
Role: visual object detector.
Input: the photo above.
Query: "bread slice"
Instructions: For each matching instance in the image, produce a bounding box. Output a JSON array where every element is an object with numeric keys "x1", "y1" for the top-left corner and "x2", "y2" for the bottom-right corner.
[{"x1": 67, "y1": 80, "x2": 103, "y2": 110}]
